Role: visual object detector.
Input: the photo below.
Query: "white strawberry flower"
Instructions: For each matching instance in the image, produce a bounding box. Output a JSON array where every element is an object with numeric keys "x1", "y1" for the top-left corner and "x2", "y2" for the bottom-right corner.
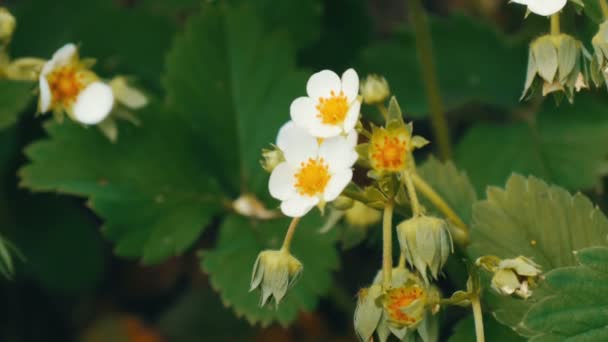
[
  {"x1": 269, "y1": 121, "x2": 358, "y2": 217},
  {"x1": 510, "y1": 0, "x2": 567, "y2": 16},
  {"x1": 38, "y1": 43, "x2": 114, "y2": 125},
  {"x1": 290, "y1": 68, "x2": 361, "y2": 138}
]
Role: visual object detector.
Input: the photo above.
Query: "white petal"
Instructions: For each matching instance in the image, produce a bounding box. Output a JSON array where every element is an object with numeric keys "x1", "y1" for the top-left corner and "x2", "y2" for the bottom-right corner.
[
  {"x1": 319, "y1": 136, "x2": 358, "y2": 172},
  {"x1": 527, "y1": 0, "x2": 566, "y2": 16},
  {"x1": 276, "y1": 120, "x2": 319, "y2": 165},
  {"x1": 40, "y1": 60, "x2": 56, "y2": 78},
  {"x1": 323, "y1": 169, "x2": 353, "y2": 202},
  {"x1": 38, "y1": 77, "x2": 52, "y2": 113},
  {"x1": 306, "y1": 70, "x2": 341, "y2": 99},
  {"x1": 341, "y1": 68, "x2": 359, "y2": 102},
  {"x1": 51, "y1": 43, "x2": 76, "y2": 67},
  {"x1": 342, "y1": 100, "x2": 360, "y2": 134},
  {"x1": 269, "y1": 162, "x2": 297, "y2": 201},
  {"x1": 72, "y1": 82, "x2": 114, "y2": 125},
  {"x1": 346, "y1": 129, "x2": 358, "y2": 147},
  {"x1": 307, "y1": 118, "x2": 342, "y2": 138},
  {"x1": 290, "y1": 96, "x2": 317, "y2": 131},
  {"x1": 280, "y1": 195, "x2": 319, "y2": 217},
  {"x1": 510, "y1": 0, "x2": 529, "y2": 4}
]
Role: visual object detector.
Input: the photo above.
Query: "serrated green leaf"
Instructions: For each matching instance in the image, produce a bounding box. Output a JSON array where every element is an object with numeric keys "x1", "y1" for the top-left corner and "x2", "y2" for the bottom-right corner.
[
  {"x1": 523, "y1": 247, "x2": 608, "y2": 341},
  {"x1": 456, "y1": 94, "x2": 608, "y2": 194},
  {"x1": 417, "y1": 156, "x2": 477, "y2": 225},
  {"x1": 164, "y1": 5, "x2": 307, "y2": 198},
  {"x1": 357, "y1": 14, "x2": 526, "y2": 117},
  {"x1": 19, "y1": 103, "x2": 222, "y2": 264},
  {"x1": 0, "y1": 80, "x2": 33, "y2": 130},
  {"x1": 468, "y1": 174, "x2": 608, "y2": 335},
  {"x1": 201, "y1": 214, "x2": 339, "y2": 327},
  {"x1": 448, "y1": 314, "x2": 525, "y2": 342}
]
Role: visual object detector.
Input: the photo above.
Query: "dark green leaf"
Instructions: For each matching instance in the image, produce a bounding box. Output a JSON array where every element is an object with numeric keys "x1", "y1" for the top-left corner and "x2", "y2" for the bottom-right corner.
[
  {"x1": 201, "y1": 214, "x2": 339, "y2": 326},
  {"x1": 448, "y1": 314, "x2": 525, "y2": 342},
  {"x1": 0, "y1": 80, "x2": 33, "y2": 130}
]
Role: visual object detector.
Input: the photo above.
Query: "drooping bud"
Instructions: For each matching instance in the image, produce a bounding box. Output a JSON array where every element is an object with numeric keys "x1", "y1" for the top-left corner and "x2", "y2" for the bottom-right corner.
[
  {"x1": 360, "y1": 74, "x2": 390, "y2": 105},
  {"x1": 0, "y1": 8, "x2": 16, "y2": 45},
  {"x1": 522, "y1": 34, "x2": 589, "y2": 103},
  {"x1": 591, "y1": 20, "x2": 608, "y2": 89},
  {"x1": 476, "y1": 255, "x2": 541, "y2": 299},
  {"x1": 260, "y1": 146, "x2": 284, "y2": 172},
  {"x1": 353, "y1": 284, "x2": 383, "y2": 342},
  {"x1": 396, "y1": 216, "x2": 453, "y2": 283},
  {"x1": 250, "y1": 249, "x2": 303, "y2": 307}
]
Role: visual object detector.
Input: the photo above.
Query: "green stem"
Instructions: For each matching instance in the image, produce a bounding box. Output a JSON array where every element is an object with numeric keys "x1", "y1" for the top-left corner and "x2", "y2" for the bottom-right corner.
[
  {"x1": 550, "y1": 13, "x2": 560, "y2": 36},
  {"x1": 409, "y1": 0, "x2": 452, "y2": 160},
  {"x1": 376, "y1": 103, "x2": 388, "y2": 121},
  {"x1": 411, "y1": 172, "x2": 470, "y2": 246},
  {"x1": 601, "y1": 0, "x2": 608, "y2": 19},
  {"x1": 382, "y1": 200, "x2": 394, "y2": 289},
  {"x1": 471, "y1": 295, "x2": 486, "y2": 342},
  {"x1": 402, "y1": 170, "x2": 421, "y2": 217},
  {"x1": 280, "y1": 217, "x2": 301, "y2": 253}
]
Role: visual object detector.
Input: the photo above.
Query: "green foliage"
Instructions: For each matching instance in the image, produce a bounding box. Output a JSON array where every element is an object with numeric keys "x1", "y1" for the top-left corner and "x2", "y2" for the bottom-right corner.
[
  {"x1": 163, "y1": 5, "x2": 307, "y2": 197},
  {"x1": 20, "y1": 103, "x2": 222, "y2": 264},
  {"x1": 358, "y1": 15, "x2": 526, "y2": 117},
  {"x1": 456, "y1": 94, "x2": 608, "y2": 194},
  {"x1": 522, "y1": 247, "x2": 608, "y2": 341},
  {"x1": 468, "y1": 174, "x2": 608, "y2": 334},
  {"x1": 417, "y1": 156, "x2": 477, "y2": 224},
  {"x1": 0, "y1": 80, "x2": 33, "y2": 129},
  {"x1": 448, "y1": 314, "x2": 525, "y2": 342},
  {"x1": 201, "y1": 214, "x2": 339, "y2": 327}
]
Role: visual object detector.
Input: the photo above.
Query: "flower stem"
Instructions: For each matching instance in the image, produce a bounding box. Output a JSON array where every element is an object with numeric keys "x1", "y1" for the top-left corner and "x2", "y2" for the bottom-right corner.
[
  {"x1": 409, "y1": 0, "x2": 452, "y2": 161},
  {"x1": 281, "y1": 217, "x2": 301, "y2": 253},
  {"x1": 550, "y1": 13, "x2": 560, "y2": 36},
  {"x1": 471, "y1": 295, "x2": 486, "y2": 342},
  {"x1": 376, "y1": 103, "x2": 388, "y2": 121},
  {"x1": 382, "y1": 200, "x2": 394, "y2": 289},
  {"x1": 402, "y1": 170, "x2": 421, "y2": 217},
  {"x1": 411, "y1": 172, "x2": 470, "y2": 246},
  {"x1": 601, "y1": 0, "x2": 608, "y2": 19},
  {"x1": 398, "y1": 252, "x2": 406, "y2": 269}
]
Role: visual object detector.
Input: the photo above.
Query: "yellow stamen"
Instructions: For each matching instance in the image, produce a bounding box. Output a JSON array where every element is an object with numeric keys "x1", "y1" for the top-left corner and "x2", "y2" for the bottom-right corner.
[
  {"x1": 316, "y1": 90, "x2": 349, "y2": 125},
  {"x1": 47, "y1": 66, "x2": 84, "y2": 106},
  {"x1": 372, "y1": 135, "x2": 407, "y2": 171},
  {"x1": 294, "y1": 158, "x2": 331, "y2": 196},
  {"x1": 385, "y1": 286, "x2": 424, "y2": 325}
]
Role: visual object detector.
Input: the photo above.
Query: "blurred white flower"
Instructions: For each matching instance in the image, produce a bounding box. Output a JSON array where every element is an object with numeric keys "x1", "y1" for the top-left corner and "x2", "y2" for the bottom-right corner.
[
  {"x1": 290, "y1": 68, "x2": 360, "y2": 138},
  {"x1": 269, "y1": 121, "x2": 357, "y2": 217},
  {"x1": 38, "y1": 43, "x2": 114, "y2": 125},
  {"x1": 510, "y1": 0, "x2": 567, "y2": 16}
]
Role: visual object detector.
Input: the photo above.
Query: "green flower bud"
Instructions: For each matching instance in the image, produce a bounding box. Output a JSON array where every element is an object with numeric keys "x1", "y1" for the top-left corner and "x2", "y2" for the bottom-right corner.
[
  {"x1": 476, "y1": 255, "x2": 541, "y2": 299},
  {"x1": 591, "y1": 20, "x2": 608, "y2": 89},
  {"x1": 353, "y1": 284, "x2": 383, "y2": 342},
  {"x1": 397, "y1": 216, "x2": 453, "y2": 284},
  {"x1": 332, "y1": 195, "x2": 354, "y2": 211},
  {"x1": 260, "y1": 146, "x2": 284, "y2": 172},
  {"x1": 250, "y1": 249, "x2": 302, "y2": 307},
  {"x1": 0, "y1": 8, "x2": 16, "y2": 44},
  {"x1": 522, "y1": 34, "x2": 589, "y2": 103},
  {"x1": 360, "y1": 74, "x2": 390, "y2": 105}
]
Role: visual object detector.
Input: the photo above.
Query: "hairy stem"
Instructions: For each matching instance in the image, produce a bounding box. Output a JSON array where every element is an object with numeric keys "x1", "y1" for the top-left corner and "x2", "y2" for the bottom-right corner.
[
  {"x1": 411, "y1": 172, "x2": 470, "y2": 246},
  {"x1": 601, "y1": 0, "x2": 608, "y2": 19},
  {"x1": 382, "y1": 200, "x2": 394, "y2": 289},
  {"x1": 471, "y1": 295, "x2": 486, "y2": 342},
  {"x1": 409, "y1": 0, "x2": 452, "y2": 160},
  {"x1": 281, "y1": 217, "x2": 301, "y2": 253},
  {"x1": 402, "y1": 170, "x2": 421, "y2": 217},
  {"x1": 550, "y1": 13, "x2": 560, "y2": 36}
]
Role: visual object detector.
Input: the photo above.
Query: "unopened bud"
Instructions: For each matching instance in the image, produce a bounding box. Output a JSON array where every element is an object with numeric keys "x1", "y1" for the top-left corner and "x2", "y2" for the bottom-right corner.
[
  {"x1": 477, "y1": 255, "x2": 541, "y2": 299},
  {"x1": 0, "y1": 8, "x2": 16, "y2": 44},
  {"x1": 260, "y1": 146, "x2": 284, "y2": 172},
  {"x1": 250, "y1": 249, "x2": 303, "y2": 307},
  {"x1": 109, "y1": 76, "x2": 148, "y2": 110},
  {"x1": 360, "y1": 74, "x2": 390, "y2": 105}
]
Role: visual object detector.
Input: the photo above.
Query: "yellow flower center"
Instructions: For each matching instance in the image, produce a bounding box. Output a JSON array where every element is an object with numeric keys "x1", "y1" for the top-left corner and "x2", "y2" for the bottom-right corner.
[
  {"x1": 294, "y1": 158, "x2": 331, "y2": 197},
  {"x1": 385, "y1": 286, "x2": 424, "y2": 325},
  {"x1": 316, "y1": 90, "x2": 349, "y2": 125},
  {"x1": 372, "y1": 135, "x2": 407, "y2": 171},
  {"x1": 47, "y1": 66, "x2": 84, "y2": 106}
]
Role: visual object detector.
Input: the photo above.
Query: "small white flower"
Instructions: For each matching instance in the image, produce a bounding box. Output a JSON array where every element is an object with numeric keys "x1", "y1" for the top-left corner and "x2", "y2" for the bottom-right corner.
[
  {"x1": 38, "y1": 43, "x2": 114, "y2": 125},
  {"x1": 290, "y1": 68, "x2": 361, "y2": 138},
  {"x1": 510, "y1": 0, "x2": 567, "y2": 16},
  {"x1": 269, "y1": 121, "x2": 358, "y2": 217}
]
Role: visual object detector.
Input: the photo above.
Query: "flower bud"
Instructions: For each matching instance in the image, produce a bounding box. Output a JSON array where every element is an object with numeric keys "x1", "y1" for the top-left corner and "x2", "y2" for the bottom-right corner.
[
  {"x1": 260, "y1": 146, "x2": 284, "y2": 172},
  {"x1": 109, "y1": 76, "x2": 148, "y2": 110},
  {"x1": 360, "y1": 74, "x2": 390, "y2": 105},
  {"x1": 397, "y1": 216, "x2": 453, "y2": 283},
  {"x1": 250, "y1": 249, "x2": 302, "y2": 306},
  {"x1": 232, "y1": 193, "x2": 278, "y2": 219},
  {"x1": 476, "y1": 255, "x2": 541, "y2": 299},
  {"x1": 0, "y1": 8, "x2": 16, "y2": 44},
  {"x1": 591, "y1": 21, "x2": 608, "y2": 89},
  {"x1": 522, "y1": 34, "x2": 589, "y2": 103},
  {"x1": 345, "y1": 201, "x2": 381, "y2": 227}
]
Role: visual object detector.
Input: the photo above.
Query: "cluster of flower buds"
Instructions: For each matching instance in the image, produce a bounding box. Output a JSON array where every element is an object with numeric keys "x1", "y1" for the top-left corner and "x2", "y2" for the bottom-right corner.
[{"x1": 476, "y1": 255, "x2": 542, "y2": 299}]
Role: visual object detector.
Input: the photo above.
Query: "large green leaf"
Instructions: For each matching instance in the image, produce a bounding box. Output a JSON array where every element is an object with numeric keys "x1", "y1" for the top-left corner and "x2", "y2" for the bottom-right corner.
[
  {"x1": 456, "y1": 95, "x2": 608, "y2": 194},
  {"x1": 358, "y1": 14, "x2": 526, "y2": 117},
  {"x1": 468, "y1": 174, "x2": 608, "y2": 335},
  {"x1": 0, "y1": 80, "x2": 34, "y2": 130},
  {"x1": 523, "y1": 247, "x2": 608, "y2": 341},
  {"x1": 448, "y1": 314, "x2": 525, "y2": 342},
  {"x1": 417, "y1": 156, "x2": 477, "y2": 225},
  {"x1": 164, "y1": 5, "x2": 307, "y2": 198},
  {"x1": 201, "y1": 214, "x2": 339, "y2": 326},
  {"x1": 19, "y1": 103, "x2": 222, "y2": 264}
]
